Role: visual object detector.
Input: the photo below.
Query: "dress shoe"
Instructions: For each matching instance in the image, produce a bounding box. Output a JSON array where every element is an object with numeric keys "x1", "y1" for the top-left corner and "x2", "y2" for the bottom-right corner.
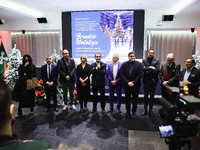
[
  {"x1": 80, "y1": 109, "x2": 83, "y2": 113},
  {"x1": 149, "y1": 110, "x2": 154, "y2": 116},
  {"x1": 116, "y1": 109, "x2": 121, "y2": 114},
  {"x1": 107, "y1": 108, "x2": 113, "y2": 113},
  {"x1": 54, "y1": 108, "x2": 59, "y2": 112},
  {"x1": 30, "y1": 111, "x2": 34, "y2": 115},
  {"x1": 90, "y1": 109, "x2": 96, "y2": 113},
  {"x1": 124, "y1": 112, "x2": 130, "y2": 118},
  {"x1": 141, "y1": 110, "x2": 147, "y2": 116},
  {"x1": 16, "y1": 114, "x2": 22, "y2": 118},
  {"x1": 131, "y1": 113, "x2": 137, "y2": 119},
  {"x1": 102, "y1": 109, "x2": 105, "y2": 114},
  {"x1": 45, "y1": 108, "x2": 50, "y2": 112},
  {"x1": 84, "y1": 105, "x2": 87, "y2": 110}
]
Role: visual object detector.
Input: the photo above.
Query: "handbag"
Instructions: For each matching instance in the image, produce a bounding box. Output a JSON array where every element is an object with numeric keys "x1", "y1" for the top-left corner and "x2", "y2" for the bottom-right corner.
[{"x1": 26, "y1": 77, "x2": 41, "y2": 90}]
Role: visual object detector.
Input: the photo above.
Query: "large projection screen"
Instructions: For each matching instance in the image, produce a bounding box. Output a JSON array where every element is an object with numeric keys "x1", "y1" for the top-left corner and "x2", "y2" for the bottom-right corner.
[{"x1": 62, "y1": 10, "x2": 144, "y2": 63}]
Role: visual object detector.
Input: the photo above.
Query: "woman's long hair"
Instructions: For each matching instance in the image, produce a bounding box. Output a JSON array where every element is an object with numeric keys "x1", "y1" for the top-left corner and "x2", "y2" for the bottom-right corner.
[{"x1": 22, "y1": 54, "x2": 34, "y2": 71}]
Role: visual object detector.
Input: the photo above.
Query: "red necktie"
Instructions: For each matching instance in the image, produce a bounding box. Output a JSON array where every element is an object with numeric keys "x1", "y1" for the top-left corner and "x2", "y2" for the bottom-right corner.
[{"x1": 164, "y1": 66, "x2": 170, "y2": 81}]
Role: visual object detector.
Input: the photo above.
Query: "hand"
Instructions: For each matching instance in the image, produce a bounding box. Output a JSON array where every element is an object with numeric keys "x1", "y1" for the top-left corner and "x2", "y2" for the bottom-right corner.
[
  {"x1": 111, "y1": 80, "x2": 117, "y2": 85},
  {"x1": 149, "y1": 66, "x2": 155, "y2": 70},
  {"x1": 162, "y1": 81, "x2": 168, "y2": 87},
  {"x1": 128, "y1": 81, "x2": 134, "y2": 87},
  {"x1": 24, "y1": 61, "x2": 29, "y2": 67},
  {"x1": 185, "y1": 80, "x2": 191, "y2": 85},
  {"x1": 66, "y1": 75, "x2": 70, "y2": 81},
  {"x1": 97, "y1": 63, "x2": 101, "y2": 69}
]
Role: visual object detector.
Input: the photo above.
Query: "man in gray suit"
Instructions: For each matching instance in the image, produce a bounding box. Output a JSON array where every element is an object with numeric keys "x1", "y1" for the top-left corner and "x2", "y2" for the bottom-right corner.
[{"x1": 57, "y1": 49, "x2": 76, "y2": 111}]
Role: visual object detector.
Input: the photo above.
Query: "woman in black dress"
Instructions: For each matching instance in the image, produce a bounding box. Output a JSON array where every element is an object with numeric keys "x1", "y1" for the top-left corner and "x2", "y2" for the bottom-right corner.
[
  {"x1": 76, "y1": 55, "x2": 91, "y2": 112},
  {"x1": 14, "y1": 54, "x2": 36, "y2": 117}
]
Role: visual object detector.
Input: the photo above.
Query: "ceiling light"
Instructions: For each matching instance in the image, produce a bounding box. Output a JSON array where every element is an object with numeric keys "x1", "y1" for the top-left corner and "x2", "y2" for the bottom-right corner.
[{"x1": 0, "y1": 0, "x2": 43, "y2": 18}]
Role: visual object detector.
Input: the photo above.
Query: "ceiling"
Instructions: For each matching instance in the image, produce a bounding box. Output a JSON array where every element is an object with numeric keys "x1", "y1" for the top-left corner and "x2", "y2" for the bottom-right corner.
[{"x1": 0, "y1": 0, "x2": 200, "y2": 22}]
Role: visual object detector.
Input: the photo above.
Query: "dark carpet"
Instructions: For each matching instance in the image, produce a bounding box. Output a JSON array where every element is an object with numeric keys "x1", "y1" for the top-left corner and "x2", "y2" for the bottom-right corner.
[{"x1": 12, "y1": 101, "x2": 200, "y2": 150}]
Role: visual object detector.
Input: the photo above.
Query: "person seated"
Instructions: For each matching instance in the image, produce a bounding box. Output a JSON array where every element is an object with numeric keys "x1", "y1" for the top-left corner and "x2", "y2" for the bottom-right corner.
[{"x1": 0, "y1": 77, "x2": 51, "y2": 150}]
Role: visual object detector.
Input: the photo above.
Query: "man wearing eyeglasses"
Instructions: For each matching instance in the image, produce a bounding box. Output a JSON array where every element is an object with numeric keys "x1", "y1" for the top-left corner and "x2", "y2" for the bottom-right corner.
[
  {"x1": 179, "y1": 58, "x2": 200, "y2": 96},
  {"x1": 120, "y1": 51, "x2": 143, "y2": 118},
  {"x1": 142, "y1": 49, "x2": 160, "y2": 116},
  {"x1": 90, "y1": 53, "x2": 107, "y2": 114}
]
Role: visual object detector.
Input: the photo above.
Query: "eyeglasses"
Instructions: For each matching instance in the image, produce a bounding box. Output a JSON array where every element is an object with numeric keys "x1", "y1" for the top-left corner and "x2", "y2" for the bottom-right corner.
[{"x1": 95, "y1": 56, "x2": 101, "y2": 58}]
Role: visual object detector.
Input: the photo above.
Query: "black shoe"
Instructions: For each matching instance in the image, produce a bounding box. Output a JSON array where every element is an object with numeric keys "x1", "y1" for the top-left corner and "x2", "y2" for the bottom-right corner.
[
  {"x1": 149, "y1": 110, "x2": 154, "y2": 116},
  {"x1": 84, "y1": 105, "x2": 87, "y2": 110},
  {"x1": 102, "y1": 109, "x2": 105, "y2": 114},
  {"x1": 54, "y1": 108, "x2": 59, "y2": 112},
  {"x1": 107, "y1": 108, "x2": 113, "y2": 113},
  {"x1": 90, "y1": 109, "x2": 96, "y2": 113},
  {"x1": 125, "y1": 112, "x2": 130, "y2": 118},
  {"x1": 141, "y1": 110, "x2": 147, "y2": 116},
  {"x1": 45, "y1": 108, "x2": 50, "y2": 112},
  {"x1": 131, "y1": 113, "x2": 137, "y2": 119},
  {"x1": 16, "y1": 114, "x2": 22, "y2": 118}
]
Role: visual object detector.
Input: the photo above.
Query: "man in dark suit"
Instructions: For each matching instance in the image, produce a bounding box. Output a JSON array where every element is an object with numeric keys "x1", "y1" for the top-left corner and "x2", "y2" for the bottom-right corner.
[
  {"x1": 159, "y1": 53, "x2": 181, "y2": 97},
  {"x1": 106, "y1": 53, "x2": 122, "y2": 114},
  {"x1": 41, "y1": 56, "x2": 58, "y2": 112},
  {"x1": 120, "y1": 51, "x2": 143, "y2": 118},
  {"x1": 142, "y1": 49, "x2": 160, "y2": 116},
  {"x1": 179, "y1": 58, "x2": 200, "y2": 96},
  {"x1": 91, "y1": 53, "x2": 107, "y2": 114},
  {"x1": 57, "y1": 49, "x2": 76, "y2": 111}
]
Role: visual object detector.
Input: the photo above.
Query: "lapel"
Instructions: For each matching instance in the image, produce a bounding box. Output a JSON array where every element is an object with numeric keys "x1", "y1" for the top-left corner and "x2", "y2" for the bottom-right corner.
[
  {"x1": 110, "y1": 63, "x2": 114, "y2": 74},
  {"x1": 169, "y1": 63, "x2": 175, "y2": 77},
  {"x1": 44, "y1": 64, "x2": 48, "y2": 77},
  {"x1": 62, "y1": 58, "x2": 69, "y2": 72}
]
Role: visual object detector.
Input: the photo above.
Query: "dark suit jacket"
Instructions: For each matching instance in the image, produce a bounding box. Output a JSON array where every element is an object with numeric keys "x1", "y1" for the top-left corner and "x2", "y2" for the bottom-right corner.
[
  {"x1": 41, "y1": 63, "x2": 58, "y2": 87},
  {"x1": 91, "y1": 61, "x2": 107, "y2": 87},
  {"x1": 106, "y1": 62, "x2": 122, "y2": 86},
  {"x1": 57, "y1": 57, "x2": 76, "y2": 83},
  {"x1": 120, "y1": 60, "x2": 143, "y2": 88},
  {"x1": 159, "y1": 62, "x2": 180, "y2": 86},
  {"x1": 142, "y1": 57, "x2": 160, "y2": 84},
  {"x1": 179, "y1": 67, "x2": 200, "y2": 96}
]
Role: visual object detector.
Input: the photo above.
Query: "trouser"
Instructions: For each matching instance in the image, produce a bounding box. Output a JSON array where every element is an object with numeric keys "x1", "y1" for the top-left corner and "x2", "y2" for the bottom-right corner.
[
  {"x1": 79, "y1": 99, "x2": 87, "y2": 109},
  {"x1": 92, "y1": 86, "x2": 105, "y2": 110},
  {"x1": 143, "y1": 81, "x2": 157, "y2": 111},
  {"x1": 45, "y1": 85, "x2": 57, "y2": 108},
  {"x1": 109, "y1": 84, "x2": 122, "y2": 109},
  {"x1": 61, "y1": 81, "x2": 74, "y2": 106},
  {"x1": 124, "y1": 86, "x2": 140, "y2": 113}
]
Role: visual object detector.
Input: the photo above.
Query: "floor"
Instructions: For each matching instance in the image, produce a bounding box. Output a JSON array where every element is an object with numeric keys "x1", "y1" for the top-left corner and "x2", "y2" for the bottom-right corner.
[{"x1": 12, "y1": 101, "x2": 199, "y2": 150}]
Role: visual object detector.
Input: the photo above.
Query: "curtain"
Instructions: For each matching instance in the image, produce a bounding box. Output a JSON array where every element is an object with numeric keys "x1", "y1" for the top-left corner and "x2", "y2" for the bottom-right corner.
[
  {"x1": 11, "y1": 32, "x2": 61, "y2": 66},
  {"x1": 149, "y1": 31, "x2": 197, "y2": 69}
]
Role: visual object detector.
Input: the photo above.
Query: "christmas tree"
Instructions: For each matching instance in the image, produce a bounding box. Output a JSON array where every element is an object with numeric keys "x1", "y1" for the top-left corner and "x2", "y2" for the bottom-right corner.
[
  {"x1": 112, "y1": 16, "x2": 125, "y2": 39},
  {"x1": 51, "y1": 49, "x2": 64, "y2": 106},
  {"x1": 5, "y1": 44, "x2": 22, "y2": 89}
]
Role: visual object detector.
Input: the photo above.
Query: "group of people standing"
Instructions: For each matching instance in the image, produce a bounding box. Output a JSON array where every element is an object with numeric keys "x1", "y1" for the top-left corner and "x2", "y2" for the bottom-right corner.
[{"x1": 14, "y1": 48, "x2": 200, "y2": 119}]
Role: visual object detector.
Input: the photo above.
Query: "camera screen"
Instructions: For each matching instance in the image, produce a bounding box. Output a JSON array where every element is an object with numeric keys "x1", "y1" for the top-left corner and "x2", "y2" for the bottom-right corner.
[{"x1": 159, "y1": 125, "x2": 174, "y2": 138}]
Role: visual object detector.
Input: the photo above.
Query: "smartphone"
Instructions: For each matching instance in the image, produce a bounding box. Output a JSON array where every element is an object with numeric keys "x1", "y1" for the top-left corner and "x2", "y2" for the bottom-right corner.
[{"x1": 159, "y1": 125, "x2": 174, "y2": 138}]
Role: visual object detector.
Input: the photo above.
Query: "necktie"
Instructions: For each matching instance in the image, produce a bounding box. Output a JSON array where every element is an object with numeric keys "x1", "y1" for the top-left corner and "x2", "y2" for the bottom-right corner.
[
  {"x1": 164, "y1": 65, "x2": 170, "y2": 81},
  {"x1": 48, "y1": 65, "x2": 51, "y2": 79}
]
